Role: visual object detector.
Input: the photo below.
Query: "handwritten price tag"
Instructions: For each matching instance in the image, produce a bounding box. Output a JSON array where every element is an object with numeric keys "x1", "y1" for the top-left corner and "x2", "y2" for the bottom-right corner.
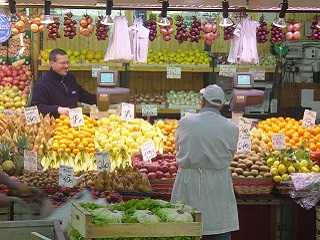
[
  {"x1": 141, "y1": 140, "x2": 157, "y2": 162},
  {"x1": 120, "y1": 103, "x2": 135, "y2": 121},
  {"x1": 142, "y1": 104, "x2": 158, "y2": 117},
  {"x1": 59, "y1": 165, "x2": 74, "y2": 188},
  {"x1": 167, "y1": 66, "x2": 181, "y2": 79},
  {"x1": 272, "y1": 134, "x2": 286, "y2": 150},
  {"x1": 238, "y1": 117, "x2": 252, "y2": 137},
  {"x1": 180, "y1": 108, "x2": 197, "y2": 118},
  {"x1": 23, "y1": 150, "x2": 37, "y2": 172},
  {"x1": 3, "y1": 109, "x2": 15, "y2": 116},
  {"x1": 24, "y1": 106, "x2": 40, "y2": 125},
  {"x1": 69, "y1": 107, "x2": 85, "y2": 128},
  {"x1": 237, "y1": 135, "x2": 251, "y2": 153},
  {"x1": 219, "y1": 65, "x2": 236, "y2": 78},
  {"x1": 250, "y1": 68, "x2": 265, "y2": 81},
  {"x1": 303, "y1": 109, "x2": 316, "y2": 128},
  {"x1": 96, "y1": 152, "x2": 111, "y2": 172}
]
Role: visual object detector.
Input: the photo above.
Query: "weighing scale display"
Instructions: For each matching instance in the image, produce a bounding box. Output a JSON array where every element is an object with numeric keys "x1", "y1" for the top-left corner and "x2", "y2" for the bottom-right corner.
[
  {"x1": 237, "y1": 75, "x2": 251, "y2": 85},
  {"x1": 100, "y1": 72, "x2": 114, "y2": 83}
]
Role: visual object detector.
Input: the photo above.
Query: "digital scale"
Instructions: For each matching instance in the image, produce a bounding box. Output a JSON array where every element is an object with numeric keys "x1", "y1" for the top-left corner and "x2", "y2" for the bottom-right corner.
[
  {"x1": 230, "y1": 72, "x2": 265, "y2": 123},
  {"x1": 96, "y1": 70, "x2": 130, "y2": 111}
]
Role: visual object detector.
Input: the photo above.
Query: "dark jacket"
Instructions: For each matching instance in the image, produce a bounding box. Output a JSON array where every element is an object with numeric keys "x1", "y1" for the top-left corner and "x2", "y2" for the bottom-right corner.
[{"x1": 31, "y1": 68, "x2": 96, "y2": 117}]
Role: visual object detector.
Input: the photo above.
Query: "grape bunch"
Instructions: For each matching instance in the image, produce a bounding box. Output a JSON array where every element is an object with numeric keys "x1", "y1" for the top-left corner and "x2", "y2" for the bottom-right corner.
[
  {"x1": 145, "y1": 16, "x2": 157, "y2": 41},
  {"x1": 63, "y1": 12, "x2": 77, "y2": 39},
  {"x1": 270, "y1": 24, "x2": 285, "y2": 44},
  {"x1": 223, "y1": 26, "x2": 235, "y2": 40},
  {"x1": 47, "y1": 17, "x2": 61, "y2": 40},
  {"x1": 256, "y1": 17, "x2": 269, "y2": 43},
  {"x1": 189, "y1": 16, "x2": 202, "y2": 42},
  {"x1": 175, "y1": 15, "x2": 188, "y2": 44},
  {"x1": 95, "y1": 16, "x2": 109, "y2": 40},
  {"x1": 310, "y1": 16, "x2": 320, "y2": 41}
]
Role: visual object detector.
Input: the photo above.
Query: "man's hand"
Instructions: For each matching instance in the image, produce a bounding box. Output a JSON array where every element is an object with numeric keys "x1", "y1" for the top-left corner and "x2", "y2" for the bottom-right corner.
[{"x1": 58, "y1": 107, "x2": 70, "y2": 115}]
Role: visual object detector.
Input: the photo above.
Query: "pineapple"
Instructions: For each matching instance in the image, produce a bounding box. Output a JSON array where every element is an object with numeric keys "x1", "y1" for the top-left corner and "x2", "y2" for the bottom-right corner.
[{"x1": 0, "y1": 142, "x2": 15, "y2": 175}]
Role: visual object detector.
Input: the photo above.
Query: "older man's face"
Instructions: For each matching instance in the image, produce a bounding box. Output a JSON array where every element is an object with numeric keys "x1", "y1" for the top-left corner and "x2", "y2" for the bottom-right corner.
[{"x1": 50, "y1": 54, "x2": 69, "y2": 76}]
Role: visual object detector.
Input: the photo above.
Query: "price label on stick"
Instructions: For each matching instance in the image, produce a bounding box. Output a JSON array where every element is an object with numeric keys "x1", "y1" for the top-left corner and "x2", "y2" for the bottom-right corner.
[
  {"x1": 120, "y1": 103, "x2": 135, "y2": 121},
  {"x1": 167, "y1": 66, "x2": 181, "y2": 79},
  {"x1": 303, "y1": 109, "x2": 316, "y2": 128},
  {"x1": 96, "y1": 152, "x2": 111, "y2": 172},
  {"x1": 142, "y1": 104, "x2": 158, "y2": 117},
  {"x1": 272, "y1": 134, "x2": 286, "y2": 150},
  {"x1": 238, "y1": 117, "x2": 252, "y2": 137},
  {"x1": 3, "y1": 109, "x2": 15, "y2": 116},
  {"x1": 141, "y1": 140, "x2": 157, "y2": 162},
  {"x1": 237, "y1": 135, "x2": 251, "y2": 153},
  {"x1": 24, "y1": 106, "x2": 40, "y2": 125},
  {"x1": 59, "y1": 165, "x2": 74, "y2": 188},
  {"x1": 69, "y1": 107, "x2": 85, "y2": 128},
  {"x1": 23, "y1": 150, "x2": 37, "y2": 172}
]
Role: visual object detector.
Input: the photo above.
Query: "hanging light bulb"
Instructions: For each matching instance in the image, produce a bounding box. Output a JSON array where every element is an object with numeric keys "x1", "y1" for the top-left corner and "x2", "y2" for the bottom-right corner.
[
  {"x1": 8, "y1": 0, "x2": 18, "y2": 22},
  {"x1": 157, "y1": 0, "x2": 170, "y2": 27},
  {"x1": 41, "y1": 0, "x2": 54, "y2": 24},
  {"x1": 101, "y1": 0, "x2": 114, "y2": 26},
  {"x1": 273, "y1": 0, "x2": 288, "y2": 28},
  {"x1": 219, "y1": 0, "x2": 233, "y2": 27}
]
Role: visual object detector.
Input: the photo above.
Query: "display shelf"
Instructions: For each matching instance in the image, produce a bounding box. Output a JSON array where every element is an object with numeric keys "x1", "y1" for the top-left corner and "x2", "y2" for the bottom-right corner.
[
  {"x1": 38, "y1": 63, "x2": 125, "y2": 71},
  {"x1": 217, "y1": 64, "x2": 276, "y2": 73},
  {"x1": 128, "y1": 64, "x2": 212, "y2": 72}
]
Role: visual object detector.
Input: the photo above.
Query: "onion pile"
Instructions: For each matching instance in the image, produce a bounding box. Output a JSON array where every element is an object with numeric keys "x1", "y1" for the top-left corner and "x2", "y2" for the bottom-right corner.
[
  {"x1": 223, "y1": 26, "x2": 235, "y2": 40},
  {"x1": 256, "y1": 17, "x2": 269, "y2": 43},
  {"x1": 160, "y1": 17, "x2": 174, "y2": 41},
  {"x1": 47, "y1": 17, "x2": 60, "y2": 40},
  {"x1": 11, "y1": 15, "x2": 27, "y2": 35},
  {"x1": 145, "y1": 16, "x2": 157, "y2": 41},
  {"x1": 63, "y1": 12, "x2": 77, "y2": 39},
  {"x1": 29, "y1": 16, "x2": 45, "y2": 33},
  {"x1": 79, "y1": 15, "x2": 94, "y2": 37},
  {"x1": 286, "y1": 22, "x2": 301, "y2": 41},
  {"x1": 203, "y1": 22, "x2": 218, "y2": 46},
  {"x1": 189, "y1": 16, "x2": 202, "y2": 42},
  {"x1": 175, "y1": 15, "x2": 188, "y2": 44},
  {"x1": 310, "y1": 16, "x2": 320, "y2": 41},
  {"x1": 95, "y1": 16, "x2": 109, "y2": 40},
  {"x1": 271, "y1": 24, "x2": 285, "y2": 44}
]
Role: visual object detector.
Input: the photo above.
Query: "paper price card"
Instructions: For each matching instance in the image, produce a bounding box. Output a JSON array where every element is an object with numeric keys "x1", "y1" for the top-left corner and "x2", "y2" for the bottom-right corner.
[
  {"x1": 303, "y1": 109, "x2": 316, "y2": 128},
  {"x1": 24, "y1": 106, "x2": 41, "y2": 125},
  {"x1": 3, "y1": 109, "x2": 15, "y2": 116},
  {"x1": 167, "y1": 66, "x2": 181, "y2": 79},
  {"x1": 141, "y1": 140, "x2": 157, "y2": 162},
  {"x1": 96, "y1": 151, "x2": 111, "y2": 172},
  {"x1": 142, "y1": 104, "x2": 158, "y2": 117},
  {"x1": 218, "y1": 65, "x2": 236, "y2": 78},
  {"x1": 59, "y1": 165, "x2": 74, "y2": 188},
  {"x1": 237, "y1": 135, "x2": 251, "y2": 153},
  {"x1": 238, "y1": 117, "x2": 252, "y2": 137},
  {"x1": 120, "y1": 103, "x2": 135, "y2": 121},
  {"x1": 180, "y1": 108, "x2": 197, "y2": 118},
  {"x1": 249, "y1": 68, "x2": 265, "y2": 81},
  {"x1": 272, "y1": 134, "x2": 286, "y2": 150},
  {"x1": 69, "y1": 107, "x2": 85, "y2": 128},
  {"x1": 91, "y1": 66, "x2": 101, "y2": 78},
  {"x1": 23, "y1": 150, "x2": 37, "y2": 172}
]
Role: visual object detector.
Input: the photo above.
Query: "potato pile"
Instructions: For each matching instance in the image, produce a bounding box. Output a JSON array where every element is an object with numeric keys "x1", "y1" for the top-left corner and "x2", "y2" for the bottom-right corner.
[{"x1": 230, "y1": 152, "x2": 271, "y2": 178}]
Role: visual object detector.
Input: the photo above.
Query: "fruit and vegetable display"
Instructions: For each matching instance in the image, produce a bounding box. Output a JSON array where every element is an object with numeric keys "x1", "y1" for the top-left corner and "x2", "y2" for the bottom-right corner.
[
  {"x1": 0, "y1": 64, "x2": 32, "y2": 91},
  {"x1": 188, "y1": 16, "x2": 202, "y2": 43},
  {"x1": 129, "y1": 93, "x2": 166, "y2": 106},
  {"x1": 166, "y1": 90, "x2": 201, "y2": 109},
  {"x1": 64, "y1": 12, "x2": 77, "y2": 39},
  {"x1": 270, "y1": 24, "x2": 285, "y2": 44},
  {"x1": 203, "y1": 21, "x2": 218, "y2": 46},
  {"x1": 95, "y1": 115, "x2": 164, "y2": 169},
  {"x1": 0, "y1": 86, "x2": 28, "y2": 111},
  {"x1": 256, "y1": 17, "x2": 269, "y2": 43},
  {"x1": 147, "y1": 49, "x2": 210, "y2": 65},
  {"x1": 286, "y1": 21, "x2": 301, "y2": 41},
  {"x1": 8, "y1": 34, "x2": 31, "y2": 59},
  {"x1": 29, "y1": 16, "x2": 45, "y2": 33},
  {"x1": 47, "y1": 17, "x2": 61, "y2": 40},
  {"x1": 175, "y1": 16, "x2": 189, "y2": 44},
  {"x1": 79, "y1": 15, "x2": 94, "y2": 37},
  {"x1": 155, "y1": 119, "x2": 178, "y2": 154},
  {"x1": 11, "y1": 15, "x2": 27, "y2": 35}
]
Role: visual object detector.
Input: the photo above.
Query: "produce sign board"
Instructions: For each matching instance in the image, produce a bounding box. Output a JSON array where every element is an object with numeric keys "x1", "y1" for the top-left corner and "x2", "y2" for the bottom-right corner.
[
  {"x1": 237, "y1": 117, "x2": 252, "y2": 153},
  {"x1": 96, "y1": 151, "x2": 111, "y2": 172},
  {"x1": 71, "y1": 203, "x2": 202, "y2": 239},
  {"x1": 272, "y1": 134, "x2": 286, "y2": 150},
  {"x1": 24, "y1": 106, "x2": 41, "y2": 125},
  {"x1": 141, "y1": 140, "x2": 157, "y2": 162},
  {"x1": 59, "y1": 165, "x2": 74, "y2": 188},
  {"x1": 167, "y1": 66, "x2": 181, "y2": 79},
  {"x1": 23, "y1": 150, "x2": 37, "y2": 172},
  {"x1": 141, "y1": 104, "x2": 158, "y2": 117},
  {"x1": 303, "y1": 109, "x2": 316, "y2": 128},
  {"x1": 3, "y1": 109, "x2": 15, "y2": 116},
  {"x1": 120, "y1": 103, "x2": 135, "y2": 121},
  {"x1": 69, "y1": 107, "x2": 85, "y2": 128},
  {"x1": 218, "y1": 65, "x2": 236, "y2": 78}
]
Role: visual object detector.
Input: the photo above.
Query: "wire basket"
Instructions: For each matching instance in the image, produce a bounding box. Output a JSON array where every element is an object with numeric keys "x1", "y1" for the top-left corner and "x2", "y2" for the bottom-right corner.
[{"x1": 233, "y1": 177, "x2": 274, "y2": 195}]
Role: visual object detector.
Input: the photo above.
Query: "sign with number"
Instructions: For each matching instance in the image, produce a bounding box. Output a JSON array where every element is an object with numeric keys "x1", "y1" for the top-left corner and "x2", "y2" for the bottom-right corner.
[
  {"x1": 23, "y1": 150, "x2": 37, "y2": 172},
  {"x1": 59, "y1": 165, "x2": 74, "y2": 188},
  {"x1": 69, "y1": 107, "x2": 85, "y2": 128},
  {"x1": 120, "y1": 103, "x2": 135, "y2": 120},
  {"x1": 96, "y1": 152, "x2": 111, "y2": 172},
  {"x1": 238, "y1": 117, "x2": 252, "y2": 137},
  {"x1": 167, "y1": 66, "x2": 181, "y2": 79},
  {"x1": 272, "y1": 134, "x2": 286, "y2": 150},
  {"x1": 237, "y1": 135, "x2": 251, "y2": 153},
  {"x1": 219, "y1": 65, "x2": 236, "y2": 78},
  {"x1": 3, "y1": 109, "x2": 15, "y2": 116},
  {"x1": 303, "y1": 109, "x2": 316, "y2": 128},
  {"x1": 141, "y1": 140, "x2": 157, "y2": 162},
  {"x1": 180, "y1": 108, "x2": 197, "y2": 118},
  {"x1": 24, "y1": 106, "x2": 41, "y2": 125},
  {"x1": 142, "y1": 104, "x2": 158, "y2": 117}
]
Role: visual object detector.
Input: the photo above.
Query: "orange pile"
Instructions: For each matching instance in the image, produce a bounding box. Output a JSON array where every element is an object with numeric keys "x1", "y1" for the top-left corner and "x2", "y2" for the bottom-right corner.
[
  {"x1": 257, "y1": 117, "x2": 320, "y2": 151},
  {"x1": 155, "y1": 119, "x2": 178, "y2": 154}
]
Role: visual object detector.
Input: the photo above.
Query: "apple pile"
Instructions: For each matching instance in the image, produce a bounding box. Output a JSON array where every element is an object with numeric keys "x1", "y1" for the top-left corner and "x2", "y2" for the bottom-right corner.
[
  {"x1": 145, "y1": 16, "x2": 158, "y2": 41},
  {"x1": 79, "y1": 15, "x2": 94, "y2": 37},
  {"x1": 0, "y1": 64, "x2": 32, "y2": 91},
  {"x1": 310, "y1": 16, "x2": 320, "y2": 40},
  {"x1": 159, "y1": 17, "x2": 174, "y2": 41},
  {"x1": 256, "y1": 17, "x2": 269, "y2": 43},
  {"x1": 175, "y1": 15, "x2": 189, "y2": 44},
  {"x1": 286, "y1": 22, "x2": 301, "y2": 41},
  {"x1": 132, "y1": 153, "x2": 178, "y2": 180},
  {"x1": 271, "y1": 24, "x2": 285, "y2": 44},
  {"x1": 47, "y1": 17, "x2": 61, "y2": 40},
  {"x1": 29, "y1": 16, "x2": 45, "y2": 33},
  {"x1": 203, "y1": 22, "x2": 218, "y2": 46},
  {"x1": 63, "y1": 12, "x2": 77, "y2": 39},
  {"x1": 189, "y1": 16, "x2": 202, "y2": 42}
]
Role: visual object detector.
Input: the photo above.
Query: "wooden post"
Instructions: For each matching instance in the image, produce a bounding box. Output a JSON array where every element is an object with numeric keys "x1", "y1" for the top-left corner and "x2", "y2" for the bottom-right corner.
[{"x1": 30, "y1": 7, "x2": 41, "y2": 81}]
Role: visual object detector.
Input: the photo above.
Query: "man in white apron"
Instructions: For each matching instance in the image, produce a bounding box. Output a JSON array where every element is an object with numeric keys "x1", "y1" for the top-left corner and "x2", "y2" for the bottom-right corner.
[{"x1": 171, "y1": 84, "x2": 239, "y2": 240}]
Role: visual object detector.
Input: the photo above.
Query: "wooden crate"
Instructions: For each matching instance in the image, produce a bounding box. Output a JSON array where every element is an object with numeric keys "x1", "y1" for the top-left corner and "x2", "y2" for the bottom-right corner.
[
  {"x1": 0, "y1": 220, "x2": 65, "y2": 240},
  {"x1": 71, "y1": 202, "x2": 202, "y2": 240}
]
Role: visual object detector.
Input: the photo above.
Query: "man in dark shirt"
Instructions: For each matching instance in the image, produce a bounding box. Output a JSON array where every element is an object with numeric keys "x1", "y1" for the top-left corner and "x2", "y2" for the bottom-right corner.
[{"x1": 31, "y1": 48, "x2": 96, "y2": 117}]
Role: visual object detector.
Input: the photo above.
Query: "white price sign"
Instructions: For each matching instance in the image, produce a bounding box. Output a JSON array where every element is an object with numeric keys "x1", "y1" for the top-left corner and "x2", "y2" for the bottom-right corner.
[
  {"x1": 69, "y1": 107, "x2": 85, "y2": 128},
  {"x1": 59, "y1": 165, "x2": 74, "y2": 188},
  {"x1": 24, "y1": 106, "x2": 40, "y2": 125},
  {"x1": 141, "y1": 140, "x2": 157, "y2": 162},
  {"x1": 272, "y1": 134, "x2": 286, "y2": 150},
  {"x1": 180, "y1": 108, "x2": 197, "y2": 118},
  {"x1": 120, "y1": 103, "x2": 135, "y2": 120},
  {"x1": 3, "y1": 109, "x2": 15, "y2": 116},
  {"x1": 23, "y1": 150, "x2": 37, "y2": 172},
  {"x1": 249, "y1": 68, "x2": 265, "y2": 81},
  {"x1": 238, "y1": 117, "x2": 252, "y2": 137},
  {"x1": 237, "y1": 135, "x2": 251, "y2": 153},
  {"x1": 219, "y1": 65, "x2": 236, "y2": 78},
  {"x1": 92, "y1": 65, "x2": 109, "y2": 77},
  {"x1": 96, "y1": 152, "x2": 111, "y2": 172},
  {"x1": 142, "y1": 104, "x2": 158, "y2": 117},
  {"x1": 167, "y1": 66, "x2": 181, "y2": 79},
  {"x1": 303, "y1": 109, "x2": 316, "y2": 128}
]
